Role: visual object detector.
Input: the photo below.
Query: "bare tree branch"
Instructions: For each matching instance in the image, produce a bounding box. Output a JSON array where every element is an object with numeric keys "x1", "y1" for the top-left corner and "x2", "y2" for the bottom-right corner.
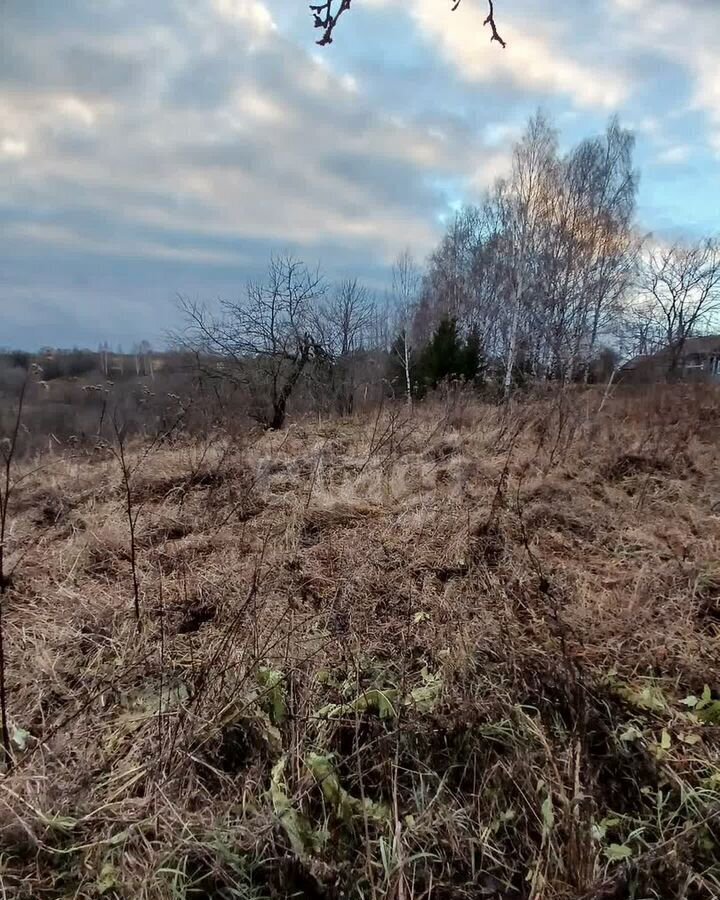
[
  {"x1": 483, "y1": 0, "x2": 507, "y2": 48},
  {"x1": 452, "y1": 1, "x2": 506, "y2": 48},
  {"x1": 311, "y1": 0, "x2": 506, "y2": 49},
  {"x1": 311, "y1": 0, "x2": 352, "y2": 46}
]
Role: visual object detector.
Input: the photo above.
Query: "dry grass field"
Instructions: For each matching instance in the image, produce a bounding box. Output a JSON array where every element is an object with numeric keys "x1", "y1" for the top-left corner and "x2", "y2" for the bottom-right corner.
[{"x1": 1, "y1": 385, "x2": 720, "y2": 899}]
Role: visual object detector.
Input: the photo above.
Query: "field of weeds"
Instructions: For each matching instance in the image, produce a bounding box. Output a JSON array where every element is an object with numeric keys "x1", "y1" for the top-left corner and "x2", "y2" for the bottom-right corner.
[{"x1": 1, "y1": 385, "x2": 720, "y2": 899}]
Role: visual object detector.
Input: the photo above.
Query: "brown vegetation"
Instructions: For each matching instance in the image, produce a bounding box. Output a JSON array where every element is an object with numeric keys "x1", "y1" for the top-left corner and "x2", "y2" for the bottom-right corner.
[{"x1": 0, "y1": 385, "x2": 719, "y2": 898}]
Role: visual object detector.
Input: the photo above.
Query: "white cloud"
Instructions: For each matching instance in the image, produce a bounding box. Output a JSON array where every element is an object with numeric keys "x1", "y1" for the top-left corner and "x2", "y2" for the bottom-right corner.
[
  {"x1": 693, "y1": 49, "x2": 720, "y2": 152},
  {"x1": 5, "y1": 221, "x2": 247, "y2": 265},
  {"x1": 234, "y1": 88, "x2": 286, "y2": 124},
  {"x1": 0, "y1": 0, "x2": 475, "y2": 268},
  {"x1": 364, "y1": 0, "x2": 628, "y2": 108},
  {"x1": 340, "y1": 73, "x2": 359, "y2": 94},
  {"x1": 212, "y1": 0, "x2": 276, "y2": 34},
  {"x1": 3, "y1": 0, "x2": 718, "y2": 348},
  {"x1": 468, "y1": 150, "x2": 512, "y2": 192},
  {"x1": 58, "y1": 96, "x2": 97, "y2": 127},
  {"x1": 1, "y1": 137, "x2": 28, "y2": 159},
  {"x1": 611, "y1": 0, "x2": 720, "y2": 153},
  {"x1": 656, "y1": 144, "x2": 692, "y2": 165}
]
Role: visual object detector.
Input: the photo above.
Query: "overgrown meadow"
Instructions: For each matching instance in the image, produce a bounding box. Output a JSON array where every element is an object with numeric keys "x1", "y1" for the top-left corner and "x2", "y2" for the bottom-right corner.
[{"x1": 1, "y1": 385, "x2": 719, "y2": 899}]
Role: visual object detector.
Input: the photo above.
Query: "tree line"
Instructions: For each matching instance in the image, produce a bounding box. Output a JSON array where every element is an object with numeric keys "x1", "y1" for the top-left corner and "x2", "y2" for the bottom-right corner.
[{"x1": 178, "y1": 111, "x2": 719, "y2": 428}]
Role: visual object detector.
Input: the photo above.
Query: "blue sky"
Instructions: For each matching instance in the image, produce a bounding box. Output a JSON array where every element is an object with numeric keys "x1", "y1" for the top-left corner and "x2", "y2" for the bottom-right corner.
[{"x1": 1, "y1": 0, "x2": 719, "y2": 350}]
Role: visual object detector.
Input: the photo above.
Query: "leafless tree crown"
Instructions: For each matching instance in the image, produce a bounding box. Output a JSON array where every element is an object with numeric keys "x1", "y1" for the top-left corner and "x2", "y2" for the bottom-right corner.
[
  {"x1": 417, "y1": 113, "x2": 639, "y2": 386},
  {"x1": 179, "y1": 254, "x2": 328, "y2": 429},
  {"x1": 633, "y1": 239, "x2": 720, "y2": 374}
]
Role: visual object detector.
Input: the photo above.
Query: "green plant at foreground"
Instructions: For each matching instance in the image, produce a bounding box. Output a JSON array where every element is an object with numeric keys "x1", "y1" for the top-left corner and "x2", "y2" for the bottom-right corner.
[
  {"x1": 256, "y1": 666, "x2": 287, "y2": 726},
  {"x1": 158, "y1": 838, "x2": 267, "y2": 900},
  {"x1": 269, "y1": 755, "x2": 328, "y2": 857},
  {"x1": 682, "y1": 683, "x2": 720, "y2": 725},
  {"x1": 307, "y1": 752, "x2": 390, "y2": 825},
  {"x1": 263, "y1": 667, "x2": 443, "y2": 864},
  {"x1": 581, "y1": 675, "x2": 720, "y2": 892},
  {"x1": 261, "y1": 665, "x2": 720, "y2": 889},
  {"x1": 315, "y1": 667, "x2": 443, "y2": 721}
]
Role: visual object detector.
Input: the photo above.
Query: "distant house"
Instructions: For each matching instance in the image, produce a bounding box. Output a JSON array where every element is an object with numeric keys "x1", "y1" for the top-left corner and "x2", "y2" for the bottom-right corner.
[{"x1": 621, "y1": 335, "x2": 720, "y2": 383}]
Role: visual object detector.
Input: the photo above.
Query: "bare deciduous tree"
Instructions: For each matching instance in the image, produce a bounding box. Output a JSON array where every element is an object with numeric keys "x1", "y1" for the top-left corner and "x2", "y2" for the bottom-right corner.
[
  {"x1": 319, "y1": 278, "x2": 375, "y2": 356},
  {"x1": 418, "y1": 112, "x2": 639, "y2": 392},
  {"x1": 637, "y1": 238, "x2": 720, "y2": 378},
  {"x1": 502, "y1": 112, "x2": 558, "y2": 398},
  {"x1": 313, "y1": 278, "x2": 377, "y2": 415},
  {"x1": 180, "y1": 255, "x2": 326, "y2": 430},
  {"x1": 391, "y1": 250, "x2": 421, "y2": 408}
]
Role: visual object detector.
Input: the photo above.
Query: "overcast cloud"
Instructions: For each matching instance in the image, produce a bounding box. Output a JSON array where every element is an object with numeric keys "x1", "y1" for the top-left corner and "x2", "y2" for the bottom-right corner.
[{"x1": 1, "y1": 0, "x2": 719, "y2": 349}]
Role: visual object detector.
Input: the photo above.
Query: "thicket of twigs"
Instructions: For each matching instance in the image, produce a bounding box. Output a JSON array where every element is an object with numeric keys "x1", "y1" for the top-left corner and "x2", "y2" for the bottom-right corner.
[{"x1": 0, "y1": 383, "x2": 719, "y2": 898}]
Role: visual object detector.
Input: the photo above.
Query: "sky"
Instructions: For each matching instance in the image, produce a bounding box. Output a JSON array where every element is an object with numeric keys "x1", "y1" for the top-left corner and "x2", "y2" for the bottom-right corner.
[{"x1": 1, "y1": 0, "x2": 719, "y2": 350}]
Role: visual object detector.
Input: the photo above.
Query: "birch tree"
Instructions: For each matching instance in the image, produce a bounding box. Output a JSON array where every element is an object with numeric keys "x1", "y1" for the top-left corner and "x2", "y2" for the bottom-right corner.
[
  {"x1": 391, "y1": 249, "x2": 421, "y2": 407},
  {"x1": 502, "y1": 113, "x2": 557, "y2": 397}
]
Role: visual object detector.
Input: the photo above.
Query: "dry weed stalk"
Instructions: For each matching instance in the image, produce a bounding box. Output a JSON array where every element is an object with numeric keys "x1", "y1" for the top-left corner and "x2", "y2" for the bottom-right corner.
[
  {"x1": 0, "y1": 374, "x2": 28, "y2": 765},
  {"x1": 108, "y1": 403, "x2": 188, "y2": 626}
]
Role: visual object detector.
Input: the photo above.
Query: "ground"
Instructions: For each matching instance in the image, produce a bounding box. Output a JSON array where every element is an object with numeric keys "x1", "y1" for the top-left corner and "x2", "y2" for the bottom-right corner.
[{"x1": 2, "y1": 385, "x2": 720, "y2": 899}]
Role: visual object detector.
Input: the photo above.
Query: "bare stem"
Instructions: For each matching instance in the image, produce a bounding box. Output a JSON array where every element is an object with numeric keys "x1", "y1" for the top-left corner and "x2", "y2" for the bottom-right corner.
[{"x1": 0, "y1": 375, "x2": 29, "y2": 767}]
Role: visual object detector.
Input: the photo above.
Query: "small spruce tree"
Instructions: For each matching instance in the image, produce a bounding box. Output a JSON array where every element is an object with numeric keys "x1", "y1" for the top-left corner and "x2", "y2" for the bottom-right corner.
[{"x1": 417, "y1": 317, "x2": 483, "y2": 390}]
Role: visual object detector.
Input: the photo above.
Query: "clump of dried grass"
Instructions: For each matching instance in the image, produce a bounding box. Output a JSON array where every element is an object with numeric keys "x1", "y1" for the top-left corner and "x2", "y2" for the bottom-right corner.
[
  {"x1": 302, "y1": 496, "x2": 386, "y2": 534},
  {"x1": 0, "y1": 386, "x2": 719, "y2": 898}
]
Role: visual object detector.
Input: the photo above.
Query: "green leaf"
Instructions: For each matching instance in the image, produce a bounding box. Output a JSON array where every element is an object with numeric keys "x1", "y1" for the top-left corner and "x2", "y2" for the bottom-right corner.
[
  {"x1": 679, "y1": 732, "x2": 701, "y2": 746},
  {"x1": 107, "y1": 828, "x2": 131, "y2": 846},
  {"x1": 660, "y1": 729, "x2": 672, "y2": 751},
  {"x1": 317, "y1": 688, "x2": 400, "y2": 721},
  {"x1": 307, "y1": 752, "x2": 389, "y2": 824},
  {"x1": 269, "y1": 756, "x2": 322, "y2": 857},
  {"x1": 39, "y1": 814, "x2": 78, "y2": 833},
  {"x1": 617, "y1": 684, "x2": 666, "y2": 712},
  {"x1": 695, "y1": 685, "x2": 713, "y2": 711},
  {"x1": 698, "y1": 701, "x2": 720, "y2": 725},
  {"x1": 307, "y1": 753, "x2": 348, "y2": 821},
  {"x1": 97, "y1": 862, "x2": 120, "y2": 895},
  {"x1": 257, "y1": 667, "x2": 287, "y2": 725},
  {"x1": 680, "y1": 695, "x2": 699, "y2": 708},
  {"x1": 359, "y1": 688, "x2": 399, "y2": 719},
  {"x1": 699, "y1": 829, "x2": 716, "y2": 853},
  {"x1": 408, "y1": 669, "x2": 443, "y2": 713},
  {"x1": 541, "y1": 796, "x2": 554, "y2": 833},
  {"x1": 619, "y1": 725, "x2": 642, "y2": 742},
  {"x1": 413, "y1": 611, "x2": 430, "y2": 624},
  {"x1": 263, "y1": 720, "x2": 283, "y2": 753},
  {"x1": 604, "y1": 843, "x2": 632, "y2": 862},
  {"x1": 11, "y1": 727, "x2": 30, "y2": 751}
]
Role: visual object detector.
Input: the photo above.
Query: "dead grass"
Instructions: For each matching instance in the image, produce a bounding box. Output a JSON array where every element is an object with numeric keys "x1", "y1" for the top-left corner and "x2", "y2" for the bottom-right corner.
[{"x1": 0, "y1": 385, "x2": 719, "y2": 898}]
